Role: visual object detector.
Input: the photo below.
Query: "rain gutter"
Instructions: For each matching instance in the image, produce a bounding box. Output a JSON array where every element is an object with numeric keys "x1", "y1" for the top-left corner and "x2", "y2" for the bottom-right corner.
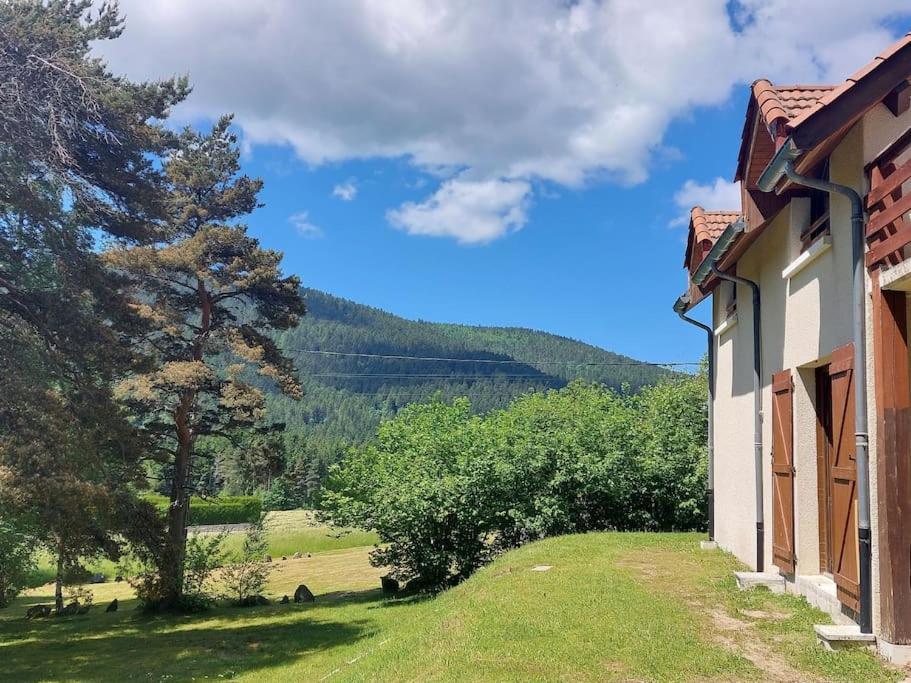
[{"x1": 673, "y1": 293, "x2": 715, "y2": 541}]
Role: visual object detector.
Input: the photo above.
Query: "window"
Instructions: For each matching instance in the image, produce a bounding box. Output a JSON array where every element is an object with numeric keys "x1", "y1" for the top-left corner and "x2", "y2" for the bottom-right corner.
[
  {"x1": 801, "y1": 159, "x2": 830, "y2": 251},
  {"x1": 725, "y1": 281, "x2": 737, "y2": 318}
]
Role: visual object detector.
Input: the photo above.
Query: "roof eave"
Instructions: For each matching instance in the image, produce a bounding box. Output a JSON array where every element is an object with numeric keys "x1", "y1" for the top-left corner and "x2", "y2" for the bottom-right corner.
[
  {"x1": 691, "y1": 218, "x2": 747, "y2": 287},
  {"x1": 757, "y1": 138, "x2": 803, "y2": 193}
]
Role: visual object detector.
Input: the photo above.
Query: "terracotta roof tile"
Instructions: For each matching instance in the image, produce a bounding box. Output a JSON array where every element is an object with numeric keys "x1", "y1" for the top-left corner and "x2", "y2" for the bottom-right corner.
[
  {"x1": 788, "y1": 32, "x2": 911, "y2": 131},
  {"x1": 691, "y1": 206, "x2": 740, "y2": 244},
  {"x1": 685, "y1": 206, "x2": 740, "y2": 270},
  {"x1": 752, "y1": 80, "x2": 837, "y2": 130}
]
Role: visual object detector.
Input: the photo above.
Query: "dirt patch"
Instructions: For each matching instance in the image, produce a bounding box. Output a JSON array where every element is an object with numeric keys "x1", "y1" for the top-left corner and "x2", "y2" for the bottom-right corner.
[
  {"x1": 713, "y1": 632, "x2": 823, "y2": 683},
  {"x1": 741, "y1": 608, "x2": 789, "y2": 621},
  {"x1": 709, "y1": 608, "x2": 750, "y2": 631},
  {"x1": 618, "y1": 548, "x2": 823, "y2": 682}
]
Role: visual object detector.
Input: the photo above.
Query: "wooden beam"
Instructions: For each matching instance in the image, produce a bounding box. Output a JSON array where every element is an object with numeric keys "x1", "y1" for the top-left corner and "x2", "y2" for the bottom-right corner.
[
  {"x1": 867, "y1": 191, "x2": 911, "y2": 236},
  {"x1": 872, "y1": 275, "x2": 911, "y2": 644},
  {"x1": 865, "y1": 223, "x2": 911, "y2": 268},
  {"x1": 868, "y1": 160, "x2": 911, "y2": 208},
  {"x1": 884, "y1": 80, "x2": 911, "y2": 117}
]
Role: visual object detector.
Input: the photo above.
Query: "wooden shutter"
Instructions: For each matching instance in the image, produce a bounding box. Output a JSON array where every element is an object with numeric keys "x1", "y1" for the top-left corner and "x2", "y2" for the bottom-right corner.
[
  {"x1": 829, "y1": 343, "x2": 860, "y2": 612},
  {"x1": 771, "y1": 369, "x2": 796, "y2": 573}
]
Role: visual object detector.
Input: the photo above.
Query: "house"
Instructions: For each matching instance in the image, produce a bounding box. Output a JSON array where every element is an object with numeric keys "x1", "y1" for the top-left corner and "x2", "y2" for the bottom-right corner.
[{"x1": 674, "y1": 32, "x2": 911, "y2": 662}]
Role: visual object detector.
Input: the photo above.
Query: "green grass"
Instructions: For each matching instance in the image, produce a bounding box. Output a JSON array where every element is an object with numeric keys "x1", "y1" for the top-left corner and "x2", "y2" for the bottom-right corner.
[
  {"x1": 2, "y1": 533, "x2": 900, "y2": 681},
  {"x1": 27, "y1": 510, "x2": 380, "y2": 586}
]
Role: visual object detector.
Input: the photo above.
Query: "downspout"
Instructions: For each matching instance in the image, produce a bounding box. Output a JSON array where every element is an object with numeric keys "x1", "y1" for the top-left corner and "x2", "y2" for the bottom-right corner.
[
  {"x1": 710, "y1": 264, "x2": 765, "y2": 573},
  {"x1": 759, "y1": 139, "x2": 872, "y2": 634},
  {"x1": 674, "y1": 294, "x2": 715, "y2": 541}
]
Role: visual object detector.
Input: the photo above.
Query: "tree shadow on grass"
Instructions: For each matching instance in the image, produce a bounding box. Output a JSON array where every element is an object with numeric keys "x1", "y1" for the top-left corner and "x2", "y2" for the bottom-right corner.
[{"x1": 0, "y1": 596, "x2": 379, "y2": 681}]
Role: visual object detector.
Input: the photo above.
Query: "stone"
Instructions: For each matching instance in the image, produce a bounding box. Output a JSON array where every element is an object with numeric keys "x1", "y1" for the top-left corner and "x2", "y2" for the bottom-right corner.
[
  {"x1": 59, "y1": 602, "x2": 79, "y2": 617},
  {"x1": 264, "y1": 555, "x2": 272, "y2": 563},
  {"x1": 293, "y1": 552, "x2": 302, "y2": 559},
  {"x1": 699, "y1": 540, "x2": 718, "y2": 550},
  {"x1": 280, "y1": 595, "x2": 290, "y2": 604},
  {"x1": 281, "y1": 556, "x2": 287, "y2": 561},
  {"x1": 530, "y1": 565, "x2": 553, "y2": 572},
  {"x1": 26, "y1": 604, "x2": 51, "y2": 619},
  {"x1": 106, "y1": 599, "x2": 119, "y2": 613},
  {"x1": 381, "y1": 575, "x2": 399, "y2": 594},
  {"x1": 237, "y1": 594, "x2": 270, "y2": 607},
  {"x1": 293, "y1": 584, "x2": 315, "y2": 603},
  {"x1": 90, "y1": 573, "x2": 106, "y2": 584}
]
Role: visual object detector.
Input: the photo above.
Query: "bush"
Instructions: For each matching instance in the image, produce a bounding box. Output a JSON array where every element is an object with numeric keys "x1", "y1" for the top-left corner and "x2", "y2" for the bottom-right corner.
[
  {"x1": 143, "y1": 495, "x2": 262, "y2": 526},
  {"x1": 118, "y1": 531, "x2": 226, "y2": 611},
  {"x1": 220, "y1": 521, "x2": 272, "y2": 606},
  {"x1": 322, "y1": 375, "x2": 708, "y2": 591}
]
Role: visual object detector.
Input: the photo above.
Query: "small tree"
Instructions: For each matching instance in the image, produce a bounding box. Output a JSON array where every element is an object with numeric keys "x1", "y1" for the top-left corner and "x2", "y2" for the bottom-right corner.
[
  {"x1": 220, "y1": 522, "x2": 272, "y2": 606},
  {"x1": 106, "y1": 117, "x2": 304, "y2": 608},
  {"x1": 0, "y1": 514, "x2": 37, "y2": 608}
]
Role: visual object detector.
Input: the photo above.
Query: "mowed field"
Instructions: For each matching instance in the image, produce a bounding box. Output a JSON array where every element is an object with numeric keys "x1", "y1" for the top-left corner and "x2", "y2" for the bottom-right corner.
[{"x1": 0, "y1": 531, "x2": 902, "y2": 682}]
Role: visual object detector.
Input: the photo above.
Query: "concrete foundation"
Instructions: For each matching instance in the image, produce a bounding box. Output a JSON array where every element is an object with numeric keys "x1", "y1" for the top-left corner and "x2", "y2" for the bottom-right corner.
[
  {"x1": 814, "y1": 624, "x2": 876, "y2": 651},
  {"x1": 791, "y1": 575, "x2": 854, "y2": 625},
  {"x1": 877, "y1": 638, "x2": 911, "y2": 665},
  {"x1": 734, "y1": 571, "x2": 786, "y2": 593},
  {"x1": 700, "y1": 541, "x2": 718, "y2": 550}
]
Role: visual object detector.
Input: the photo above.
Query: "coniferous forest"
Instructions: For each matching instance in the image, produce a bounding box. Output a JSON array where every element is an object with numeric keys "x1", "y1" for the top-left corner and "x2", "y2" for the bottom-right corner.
[{"x1": 184, "y1": 287, "x2": 680, "y2": 508}]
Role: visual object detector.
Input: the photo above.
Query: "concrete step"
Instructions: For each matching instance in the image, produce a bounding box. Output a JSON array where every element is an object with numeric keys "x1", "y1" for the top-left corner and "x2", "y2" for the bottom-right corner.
[
  {"x1": 815, "y1": 624, "x2": 875, "y2": 651},
  {"x1": 794, "y1": 575, "x2": 854, "y2": 625},
  {"x1": 734, "y1": 571, "x2": 786, "y2": 593}
]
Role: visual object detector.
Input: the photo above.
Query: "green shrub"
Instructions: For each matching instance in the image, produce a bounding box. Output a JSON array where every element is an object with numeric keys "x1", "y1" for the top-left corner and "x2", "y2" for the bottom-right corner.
[
  {"x1": 322, "y1": 374, "x2": 708, "y2": 591},
  {"x1": 142, "y1": 495, "x2": 262, "y2": 526}
]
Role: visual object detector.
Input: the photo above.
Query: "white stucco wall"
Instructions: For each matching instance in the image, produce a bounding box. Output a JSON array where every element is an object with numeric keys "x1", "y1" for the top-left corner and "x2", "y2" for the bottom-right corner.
[
  {"x1": 707, "y1": 101, "x2": 911, "y2": 634},
  {"x1": 711, "y1": 125, "x2": 862, "y2": 579}
]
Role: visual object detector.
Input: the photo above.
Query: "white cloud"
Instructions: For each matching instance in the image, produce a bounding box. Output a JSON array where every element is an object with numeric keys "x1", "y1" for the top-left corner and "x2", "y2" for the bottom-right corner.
[
  {"x1": 95, "y1": 1, "x2": 911, "y2": 243},
  {"x1": 288, "y1": 211, "x2": 323, "y2": 238},
  {"x1": 387, "y1": 177, "x2": 531, "y2": 244},
  {"x1": 332, "y1": 180, "x2": 358, "y2": 201},
  {"x1": 671, "y1": 178, "x2": 742, "y2": 227}
]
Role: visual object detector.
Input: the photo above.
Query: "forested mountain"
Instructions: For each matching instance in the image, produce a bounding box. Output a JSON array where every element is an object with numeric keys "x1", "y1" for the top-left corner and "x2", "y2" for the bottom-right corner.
[{"x1": 265, "y1": 288, "x2": 678, "y2": 444}]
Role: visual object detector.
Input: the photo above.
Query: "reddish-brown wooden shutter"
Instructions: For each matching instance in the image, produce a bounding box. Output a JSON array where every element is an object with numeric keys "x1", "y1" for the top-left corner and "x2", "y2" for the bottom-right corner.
[
  {"x1": 829, "y1": 343, "x2": 860, "y2": 612},
  {"x1": 771, "y1": 369, "x2": 796, "y2": 573}
]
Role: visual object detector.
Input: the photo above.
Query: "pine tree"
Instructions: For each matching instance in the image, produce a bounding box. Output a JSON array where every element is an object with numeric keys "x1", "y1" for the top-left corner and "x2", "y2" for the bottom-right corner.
[
  {"x1": 0, "y1": 1, "x2": 187, "y2": 587},
  {"x1": 105, "y1": 117, "x2": 304, "y2": 608}
]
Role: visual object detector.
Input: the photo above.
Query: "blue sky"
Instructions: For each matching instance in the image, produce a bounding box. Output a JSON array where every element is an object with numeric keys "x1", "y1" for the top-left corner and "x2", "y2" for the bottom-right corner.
[
  {"x1": 97, "y1": 2, "x2": 911, "y2": 365},
  {"x1": 240, "y1": 98, "x2": 745, "y2": 365}
]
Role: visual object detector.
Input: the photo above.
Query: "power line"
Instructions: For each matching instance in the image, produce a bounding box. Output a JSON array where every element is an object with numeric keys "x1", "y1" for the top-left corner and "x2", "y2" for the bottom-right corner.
[
  {"x1": 284, "y1": 347, "x2": 700, "y2": 367},
  {"x1": 310, "y1": 373, "x2": 568, "y2": 380}
]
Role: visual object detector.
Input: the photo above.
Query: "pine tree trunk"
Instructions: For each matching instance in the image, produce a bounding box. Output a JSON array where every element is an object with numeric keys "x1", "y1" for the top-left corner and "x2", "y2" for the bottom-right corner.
[
  {"x1": 161, "y1": 397, "x2": 194, "y2": 608},
  {"x1": 160, "y1": 279, "x2": 210, "y2": 609},
  {"x1": 54, "y1": 540, "x2": 65, "y2": 614}
]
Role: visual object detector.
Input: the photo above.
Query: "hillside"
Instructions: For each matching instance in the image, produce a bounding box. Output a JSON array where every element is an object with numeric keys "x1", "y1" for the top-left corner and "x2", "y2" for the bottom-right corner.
[
  {"x1": 4, "y1": 532, "x2": 894, "y2": 681},
  {"x1": 265, "y1": 288, "x2": 678, "y2": 444}
]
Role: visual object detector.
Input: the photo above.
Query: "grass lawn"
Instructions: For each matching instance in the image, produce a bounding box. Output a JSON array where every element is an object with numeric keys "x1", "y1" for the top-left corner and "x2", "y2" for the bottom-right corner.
[
  {"x1": 27, "y1": 510, "x2": 380, "y2": 586},
  {"x1": 1, "y1": 532, "x2": 901, "y2": 682}
]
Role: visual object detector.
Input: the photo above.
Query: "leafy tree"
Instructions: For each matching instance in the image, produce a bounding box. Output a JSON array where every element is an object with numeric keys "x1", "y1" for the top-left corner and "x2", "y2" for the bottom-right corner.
[
  {"x1": 106, "y1": 118, "x2": 304, "y2": 608},
  {"x1": 0, "y1": 514, "x2": 37, "y2": 608}
]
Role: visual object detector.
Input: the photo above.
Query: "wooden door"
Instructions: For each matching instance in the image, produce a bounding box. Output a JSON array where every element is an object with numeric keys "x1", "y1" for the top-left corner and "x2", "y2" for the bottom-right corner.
[
  {"x1": 828, "y1": 343, "x2": 860, "y2": 612},
  {"x1": 771, "y1": 369, "x2": 796, "y2": 573}
]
